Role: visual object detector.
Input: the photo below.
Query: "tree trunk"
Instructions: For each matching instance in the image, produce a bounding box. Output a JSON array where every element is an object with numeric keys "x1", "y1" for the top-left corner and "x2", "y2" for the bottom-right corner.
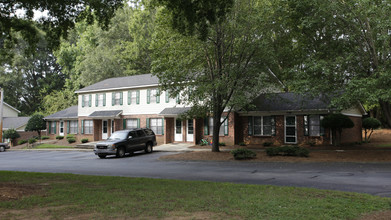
[
  {"x1": 212, "y1": 113, "x2": 222, "y2": 152},
  {"x1": 379, "y1": 100, "x2": 391, "y2": 128},
  {"x1": 331, "y1": 129, "x2": 337, "y2": 146}
]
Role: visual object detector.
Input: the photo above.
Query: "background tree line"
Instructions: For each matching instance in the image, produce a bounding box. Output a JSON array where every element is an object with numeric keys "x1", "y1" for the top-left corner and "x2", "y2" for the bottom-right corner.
[{"x1": 1, "y1": 0, "x2": 391, "y2": 150}]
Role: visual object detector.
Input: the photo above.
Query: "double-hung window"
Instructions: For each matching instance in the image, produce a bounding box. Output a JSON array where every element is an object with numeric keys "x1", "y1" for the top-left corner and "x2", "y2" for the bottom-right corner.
[
  {"x1": 127, "y1": 91, "x2": 138, "y2": 105},
  {"x1": 69, "y1": 120, "x2": 78, "y2": 134},
  {"x1": 205, "y1": 117, "x2": 228, "y2": 136},
  {"x1": 249, "y1": 116, "x2": 276, "y2": 136},
  {"x1": 83, "y1": 120, "x2": 93, "y2": 134},
  {"x1": 96, "y1": 93, "x2": 106, "y2": 107},
  {"x1": 126, "y1": 119, "x2": 139, "y2": 129},
  {"x1": 112, "y1": 92, "x2": 123, "y2": 106},
  {"x1": 50, "y1": 122, "x2": 56, "y2": 134},
  {"x1": 149, "y1": 118, "x2": 163, "y2": 135},
  {"x1": 82, "y1": 94, "x2": 91, "y2": 107},
  {"x1": 304, "y1": 115, "x2": 324, "y2": 136},
  {"x1": 147, "y1": 89, "x2": 160, "y2": 104}
]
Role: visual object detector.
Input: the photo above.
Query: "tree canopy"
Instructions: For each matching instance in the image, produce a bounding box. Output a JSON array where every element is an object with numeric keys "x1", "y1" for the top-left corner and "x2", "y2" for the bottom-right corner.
[
  {"x1": 151, "y1": 0, "x2": 284, "y2": 151},
  {"x1": 25, "y1": 114, "x2": 46, "y2": 137}
]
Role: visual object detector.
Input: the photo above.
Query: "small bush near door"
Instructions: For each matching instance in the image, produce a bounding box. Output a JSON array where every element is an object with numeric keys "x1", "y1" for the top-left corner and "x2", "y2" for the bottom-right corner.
[
  {"x1": 81, "y1": 138, "x2": 89, "y2": 143},
  {"x1": 231, "y1": 148, "x2": 256, "y2": 160},
  {"x1": 56, "y1": 136, "x2": 64, "y2": 140},
  {"x1": 18, "y1": 139, "x2": 27, "y2": 145},
  {"x1": 67, "y1": 138, "x2": 76, "y2": 144}
]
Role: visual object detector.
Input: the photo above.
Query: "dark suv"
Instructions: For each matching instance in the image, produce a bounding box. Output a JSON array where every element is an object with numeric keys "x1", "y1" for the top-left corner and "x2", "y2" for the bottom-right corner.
[{"x1": 94, "y1": 128, "x2": 157, "y2": 159}]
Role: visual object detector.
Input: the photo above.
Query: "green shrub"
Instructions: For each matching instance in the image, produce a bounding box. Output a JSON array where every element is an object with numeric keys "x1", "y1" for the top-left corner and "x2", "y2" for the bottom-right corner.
[
  {"x1": 231, "y1": 148, "x2": 256, "y2": 160},
  {"x1": 18, "y1": 139, "x2": 28, "y2": 145},
  {"x1": 219, "y1": 142, "x2": 226, "y2": 146},
  {"x1": 266, "y1": 147, "x2": 279, "y2": 156},
  {"x1": 266, "y1": 146, "x2": 309, "y2": 157},
  {"x1": 41, "y1": 136, "x2": 50, "y2": 140},
  {"x1": 28, "y1": 138, "x2": 37, "y2": 144},
  {"x1": 362, "y1": 117, "x2": 381, "y2": 142},
  {"x1": 67, "y1": 138, "x2": 76, "y2": 143},
  {"x1": 66, "y1": 134, "x2": 75, "y2": 140},
  {"x1": 56, "y1": 136, "x2": 64, "y2": 140},
  {"x1": 262, "y1": 142, "x2": 273, "y2": 147},
  {"x1": 81, "y1": 138, "x2": 89, "y2": 143},
  {"x1": 239, "y1": 142, "x2": 247, "y2": 146}
]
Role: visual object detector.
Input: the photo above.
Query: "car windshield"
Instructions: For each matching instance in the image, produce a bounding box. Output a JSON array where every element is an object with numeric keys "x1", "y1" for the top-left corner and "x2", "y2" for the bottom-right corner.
[{"x1": 107, "y1": 132, "x2": 127, "y2": 140}]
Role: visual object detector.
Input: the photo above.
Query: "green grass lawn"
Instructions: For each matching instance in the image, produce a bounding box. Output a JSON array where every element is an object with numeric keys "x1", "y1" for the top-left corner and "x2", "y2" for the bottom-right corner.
[
  {"x1": 29, "y1": 144, "x2": 74, "y2": 149},
  {"x1": 0, "y1": 171, "x2": 390, "y2": 219}
]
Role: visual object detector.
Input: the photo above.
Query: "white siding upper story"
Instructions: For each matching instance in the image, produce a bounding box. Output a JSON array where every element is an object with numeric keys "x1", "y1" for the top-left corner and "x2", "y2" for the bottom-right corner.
[
  {"x1": 77, "y1": 86, "x2": 186, "y2": 117},
  {"x1": 3, "y1": 103, "x2": 20, "y2": 117}
]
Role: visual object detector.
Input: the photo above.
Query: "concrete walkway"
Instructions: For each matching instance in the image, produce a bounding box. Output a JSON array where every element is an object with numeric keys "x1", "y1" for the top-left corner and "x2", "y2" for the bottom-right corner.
[{"x1": 154, "y1": 143, "x2": 197, "y2": 152}]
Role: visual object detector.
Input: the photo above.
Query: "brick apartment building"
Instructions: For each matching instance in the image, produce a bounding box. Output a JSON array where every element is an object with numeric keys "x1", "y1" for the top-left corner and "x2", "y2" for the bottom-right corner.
[{"x1": 44, "y1": 74, "x2": 366, "y2": 146}]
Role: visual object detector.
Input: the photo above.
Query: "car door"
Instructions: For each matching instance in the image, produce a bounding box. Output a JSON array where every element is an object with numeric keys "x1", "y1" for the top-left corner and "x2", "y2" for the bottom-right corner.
[
  {"x1": 136, "y1": 130, "x2": 147, "y2": 151},
  {"x1": 127, "y1": 131, "x2": 139, "y2": 152}
]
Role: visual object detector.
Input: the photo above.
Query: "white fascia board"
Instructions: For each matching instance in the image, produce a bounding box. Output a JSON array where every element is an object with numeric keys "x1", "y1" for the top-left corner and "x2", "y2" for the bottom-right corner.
[
  {"x1": 341, "y1": 113, "x2": 363, "y2": 117},
  {"x1": 75, "y1": 84, "x2": 160, "y2": 94},
  {"x1": 4, "y1": 102, "x2": 21, "y2": 113}
]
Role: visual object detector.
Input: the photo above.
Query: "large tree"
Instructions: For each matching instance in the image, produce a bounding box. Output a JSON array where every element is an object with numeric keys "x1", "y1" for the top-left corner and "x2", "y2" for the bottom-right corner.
[
  {"x1": 272, "y1": 0, "x2": 391, "y2": 127},
  {"x1": 151, "y1": 0, "x2": 283, "y2": 152},
  {"x1": 0, "y1": 28, "x2": 66, "y2": 115},
  {"x1": 0, "y1": 0, "x2": 123, "y2": 53}
]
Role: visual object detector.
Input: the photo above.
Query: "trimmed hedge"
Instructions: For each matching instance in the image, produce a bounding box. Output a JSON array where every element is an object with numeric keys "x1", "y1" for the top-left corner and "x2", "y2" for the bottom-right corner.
[
  {"x1": 266, "y1": 146, "x2": 309, "y2": 157},
  {"x1": 56, "y1": 136, "x2": 64, "y2": 140},
  {"x1": 231, "y1": 148, "x2": 256, "y2": 160},
  {"x1": 81, "y1": 138, "x2": 89, "y2": 143},
  {"x1": 67, "y1": 138, "x2": 76, "y2": 144},
  {"x1": 18, "y1": 139, "x2": 28, "y2": 145},
  {"x1": 41, "y1": 136, "x2": 50, "y2": 140},
  {"x1": 66, "y1": 134, "x2": 75, "y2": 140}
]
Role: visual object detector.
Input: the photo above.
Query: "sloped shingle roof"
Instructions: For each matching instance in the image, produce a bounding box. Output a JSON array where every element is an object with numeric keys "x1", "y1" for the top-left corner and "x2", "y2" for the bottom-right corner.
[
  {"x1": 159, "y1": 107, "x2": 191, "y2": 116},
  {"x1": 44, "y1": 106, "x2": 78, "y2": 120},
  {"x1": 75, "y1": 74, "x2": 159, "y2": 94},
  {"x1": 89, "y1": 110, "x2": 122, "y2": 118},
  {"x1": 250, "y1": 92, "x2": 333, "y2": 112},
  {"x1": 3, "y1": 117, "x2": 30, "y2": 129}
]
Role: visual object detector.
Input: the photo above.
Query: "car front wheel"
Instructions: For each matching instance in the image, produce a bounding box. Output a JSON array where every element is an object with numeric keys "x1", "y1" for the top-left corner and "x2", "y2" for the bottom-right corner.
[
  {"x1": 116, "y1": 147, "x2": 125, "y2": 158},
  {"x1": 145, "y1": 143, "x2": 153, "y2": 153},
  {"x1": 0, "y1": 146, "x2": 4, "y2": 152}
]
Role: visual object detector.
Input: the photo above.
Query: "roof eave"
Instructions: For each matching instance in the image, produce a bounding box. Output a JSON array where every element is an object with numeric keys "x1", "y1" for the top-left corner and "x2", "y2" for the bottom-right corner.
[{"x1": 75, "y1": 84, "x2": 160, "y2": 94}]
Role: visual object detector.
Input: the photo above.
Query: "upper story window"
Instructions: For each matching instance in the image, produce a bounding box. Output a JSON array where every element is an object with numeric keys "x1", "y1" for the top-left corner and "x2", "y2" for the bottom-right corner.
[
  {"x1": 112, "y1": 92, "x2": 123, "y2": 106},
  {"x1": 127, "y1": 90, "x2": 140, "y2": 105},
  {"x1": 82, "y1": 94, "x2": 92, "y2": 108},
  {"x1": 95, "y1": 93, "x2": 106, "y2": 107},
  {"x1": 147, "y1": 89, "x2": 160, "y2": 104},
  {"x1": 304, "y1": 115, "x2": 324, "y2": 136}
]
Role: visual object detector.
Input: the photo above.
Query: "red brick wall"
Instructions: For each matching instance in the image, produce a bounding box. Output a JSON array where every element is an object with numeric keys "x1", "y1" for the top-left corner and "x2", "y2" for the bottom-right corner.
[
  {"x1": 13, "y1": 131, "x2": 36, "y2": 146},
  {"x1": 341, "y1": 116, "x2": 362, "y2": 143}
]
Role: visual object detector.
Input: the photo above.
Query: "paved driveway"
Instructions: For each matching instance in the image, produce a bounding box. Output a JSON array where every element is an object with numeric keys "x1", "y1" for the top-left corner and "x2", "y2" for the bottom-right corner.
[{"x1": 0, "y1": 150, "x2": 390, "y2": 197}]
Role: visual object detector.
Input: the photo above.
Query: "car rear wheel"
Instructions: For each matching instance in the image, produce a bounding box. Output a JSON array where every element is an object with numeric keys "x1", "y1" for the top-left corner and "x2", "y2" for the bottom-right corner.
[
  {"x1": 98, "y1": 154, "x2": 106, "y2": 159},
  {"x1": 116, "y1": 147, "x2": 125, "y2": 158},
  {"x1": 145, "y1": 143, "x2": 153, "y2": 153},
  {"x1": 0, "y1": 146, "x2": 4, "y2": 152}
]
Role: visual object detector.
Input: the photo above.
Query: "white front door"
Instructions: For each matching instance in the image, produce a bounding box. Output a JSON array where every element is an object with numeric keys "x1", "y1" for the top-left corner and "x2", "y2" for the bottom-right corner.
[
  {"x1": 59, "y1": 121, "x2": 64, "y2": 136},
  {"x1": 175, "y1": 119, "x2": 183, "y2": 142},
  {"x1": 102, "y1": 120, "x2": 108, "y2": 140},
  {"x1": 186, "y1": 119, "x2": 194, "y2": 142}
]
